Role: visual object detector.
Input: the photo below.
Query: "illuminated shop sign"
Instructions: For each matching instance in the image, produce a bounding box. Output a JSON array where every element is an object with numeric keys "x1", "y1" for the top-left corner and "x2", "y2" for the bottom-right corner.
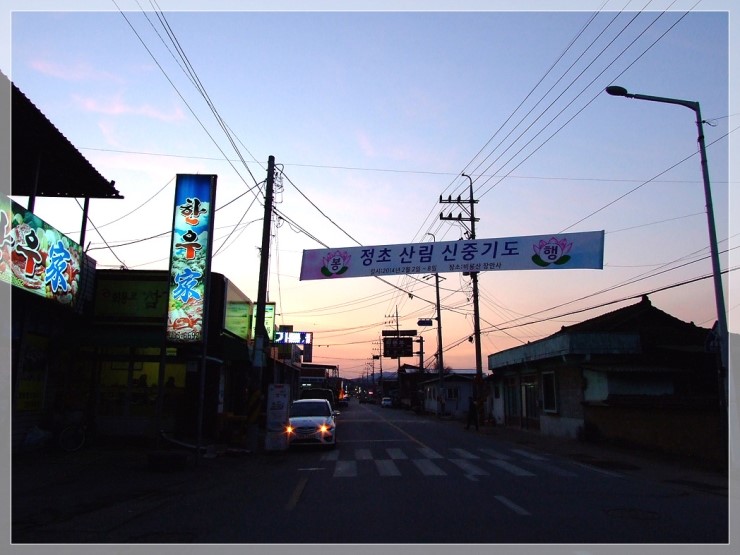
[
  {"x1": 166, "y1": 174, "x2": 217, "y2": 343},
  {"x1": 94, "y1": 274, "x2": 169, "y2": 323},
  {"x1": 274, "y1": 331, "x2": 312, "y2": 345},
  {"x1": 224, "y1": 279, "x2": 253, "y2": 341},
  {"x1": 250, "y1": 302, "x2": 276, "y2": 342},
  {"x1": 0, "y1": 194, "x2": 84, "y2": 307}
]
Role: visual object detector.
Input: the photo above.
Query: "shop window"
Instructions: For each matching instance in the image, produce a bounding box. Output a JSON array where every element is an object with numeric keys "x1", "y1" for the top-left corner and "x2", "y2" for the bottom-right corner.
[{"x1": 542, "y1": 371, "x2": 557, "y2": 413}]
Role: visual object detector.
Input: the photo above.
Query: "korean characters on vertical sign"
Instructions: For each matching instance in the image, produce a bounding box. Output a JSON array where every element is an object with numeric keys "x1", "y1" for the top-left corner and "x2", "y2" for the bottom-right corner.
[{"x1": 166, "y1": 175, "x2": 217, "y2": 343}]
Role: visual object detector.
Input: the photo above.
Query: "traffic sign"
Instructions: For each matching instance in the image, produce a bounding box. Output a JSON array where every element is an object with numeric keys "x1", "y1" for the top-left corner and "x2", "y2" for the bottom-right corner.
[{"x1": 381, "y1": 329, "x2": 417, "y2": 337}]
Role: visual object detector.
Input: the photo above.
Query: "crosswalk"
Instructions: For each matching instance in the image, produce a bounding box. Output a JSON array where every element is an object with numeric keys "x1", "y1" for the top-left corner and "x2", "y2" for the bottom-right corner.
[{"x1": 310, "y1": 445, "x2": 612, "y2": 480}]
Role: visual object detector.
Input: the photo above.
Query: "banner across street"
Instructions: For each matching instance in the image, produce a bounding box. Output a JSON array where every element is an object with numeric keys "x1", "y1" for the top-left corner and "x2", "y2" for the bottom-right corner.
[{"x1": 299, "y1": 231, "x2": 604, "y2": 281}]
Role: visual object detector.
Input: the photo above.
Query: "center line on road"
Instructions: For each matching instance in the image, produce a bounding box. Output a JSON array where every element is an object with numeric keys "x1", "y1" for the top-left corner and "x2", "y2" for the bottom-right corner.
[{"x1": 285, "y1": 475, "x2": 308, "y2": 512}]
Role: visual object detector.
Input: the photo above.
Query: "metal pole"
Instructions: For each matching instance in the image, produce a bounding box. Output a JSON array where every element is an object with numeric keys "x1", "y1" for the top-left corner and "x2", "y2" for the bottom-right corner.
[
  {"x1": 606, "y1": 87, "x2": 729, "y2": 458},
  {"x1": 693, "y1": 103, "x2": 729, "y2": 384},
  {"x1": 605, "y1": 88, "x2": 728, "y2": 400}
]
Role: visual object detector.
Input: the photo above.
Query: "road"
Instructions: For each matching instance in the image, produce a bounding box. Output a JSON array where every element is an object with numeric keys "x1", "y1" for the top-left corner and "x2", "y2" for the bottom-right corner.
[{"x1": 11, "y1": 397, "x2": 729, "y2": 545}]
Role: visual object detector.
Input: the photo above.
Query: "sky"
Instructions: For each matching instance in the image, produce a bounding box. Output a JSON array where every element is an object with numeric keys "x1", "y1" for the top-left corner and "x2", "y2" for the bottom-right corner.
[{"x1": 2, "y1": 0, "x2": 737, "y2": 381}]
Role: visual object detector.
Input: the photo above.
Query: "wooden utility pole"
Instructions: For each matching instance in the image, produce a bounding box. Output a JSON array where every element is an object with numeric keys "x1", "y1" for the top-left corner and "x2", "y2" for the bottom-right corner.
[{"x1": 253, "y1": 155, "x2": 275, "y2": 384}]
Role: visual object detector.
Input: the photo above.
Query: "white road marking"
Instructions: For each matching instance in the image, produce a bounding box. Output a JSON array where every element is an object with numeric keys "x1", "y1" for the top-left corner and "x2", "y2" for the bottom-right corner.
[
  {"x1": 488, "y1": 459, "x2": 535, "y2": 476},
  {"x1": 495, "y1": 495, "x2": 531, "y2": 516},
  {"x1": 320, "y1": 450, "x2": 339, "y2": 461},
  {"x1": 386, "y1": 448, "x2": 408, "y2": 460},
  {"x1": 417, "y1": 447, "x2": 443, "y2": 459},
  {"x1": 412, "y1": 459, "x2": 447, "y2": 476},
  {"x1": 571, "y1": 461, "x2": 623, "y2": 478},
  {"x1": 333, "y1": 460, "x2": 357, "y2": 477},
  {"x1": 510, "y1": 448, "x2": 548, "y2": 461},
  {"x1": 355, "y1": 448, "x2": 373, "y2": 460},
  {"x1": 450, "y1": 448, "x2": 479, "y2": 459},
  {"x1": 375, "y1": 459, "x2": 402, "y2": 476},
  {"x1": 527, "y1": 459, "x2": 578, "y2": 477},
  {"x1": 449, "y1": 458, "x2": 489, "y2": 476},
  {"x1": 479, "y1": 448, "x2": 512, "y2": 460}
]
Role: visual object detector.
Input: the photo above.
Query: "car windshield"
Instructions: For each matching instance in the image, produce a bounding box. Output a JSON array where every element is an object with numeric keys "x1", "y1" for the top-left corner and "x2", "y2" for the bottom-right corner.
[{"x1": 290, "y1": 401, "x2": 331, "y2": 417}]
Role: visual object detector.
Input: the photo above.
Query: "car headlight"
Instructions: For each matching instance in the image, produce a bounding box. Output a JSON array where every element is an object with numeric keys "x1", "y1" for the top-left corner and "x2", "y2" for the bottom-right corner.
[
  {"x1": 286, "y1": 425, "x2": 294, "y2": 434},
  {"x1": 319, "y1": 422, "x2": 335, "y2": 434}
]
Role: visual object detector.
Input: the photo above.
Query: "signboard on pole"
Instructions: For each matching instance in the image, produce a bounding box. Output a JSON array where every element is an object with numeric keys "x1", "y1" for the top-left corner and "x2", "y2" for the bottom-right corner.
[
  {"x1": 265, "y1": 383, "x2": 291, "y2": 451},
  {"x1": 383, "y1": 337, "x2": 413, "y2": 358},
  {"x1": 382, "y1": 329, "x2": 417, "y2": 337},
  {"x1": 166, "y1": 174, "x2": 217, "y2": 343},
  {"x1": 299, "y1": 231, "x2": 604, "y2": 280},
  {"x1": 250, "y1": 302, "x2": 276, "y2": 341}
]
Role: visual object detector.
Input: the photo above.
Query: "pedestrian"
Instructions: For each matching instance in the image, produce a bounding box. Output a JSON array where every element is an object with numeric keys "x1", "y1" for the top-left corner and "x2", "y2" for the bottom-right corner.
[{"x1": 465, "y1": 396, "x2": 479, "y2": 431}]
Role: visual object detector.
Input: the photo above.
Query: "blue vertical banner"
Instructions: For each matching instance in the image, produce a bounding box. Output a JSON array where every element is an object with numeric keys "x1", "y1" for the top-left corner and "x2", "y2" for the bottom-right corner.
[{"x1": 166, "y1": 174, "x2": 217, "y2": 343}]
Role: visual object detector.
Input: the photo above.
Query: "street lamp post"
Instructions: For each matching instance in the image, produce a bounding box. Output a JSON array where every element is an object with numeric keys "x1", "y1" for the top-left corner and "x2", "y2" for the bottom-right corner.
[{"x1": 605, "y1": 85, "x2": 729, "y2": 406}]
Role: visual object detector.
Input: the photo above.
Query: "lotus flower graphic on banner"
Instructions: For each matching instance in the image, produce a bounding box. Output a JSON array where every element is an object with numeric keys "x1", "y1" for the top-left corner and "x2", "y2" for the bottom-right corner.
[{"x1": 300, "y1": 231, "x2": 604, "y2": 281}]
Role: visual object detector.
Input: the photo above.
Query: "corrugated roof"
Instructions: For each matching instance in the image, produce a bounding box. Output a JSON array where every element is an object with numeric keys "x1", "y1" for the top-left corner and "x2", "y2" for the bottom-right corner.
[{"x1": 7, "y1": 73, "x2": 122, "y2": 200}]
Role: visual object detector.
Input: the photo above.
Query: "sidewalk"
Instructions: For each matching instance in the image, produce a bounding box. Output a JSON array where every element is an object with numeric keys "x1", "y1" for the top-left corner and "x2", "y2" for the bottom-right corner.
[
  {"x1": 472, "y1": 420, "x2": 729, "y2": 494},
  {"x1": 10, "y1": 437, "x2": 224, "y2": 543}
]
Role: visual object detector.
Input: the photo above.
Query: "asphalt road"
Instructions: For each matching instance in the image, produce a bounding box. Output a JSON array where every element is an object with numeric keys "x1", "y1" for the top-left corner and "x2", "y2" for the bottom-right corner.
[{"x1": 10, "y1": 397, "x2": 730, "y2": 547}]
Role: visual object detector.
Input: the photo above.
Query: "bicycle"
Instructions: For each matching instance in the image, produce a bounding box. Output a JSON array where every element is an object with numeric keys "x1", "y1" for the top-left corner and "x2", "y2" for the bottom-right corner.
[
  {"x1": 58, "y1": 421, "x2": 88, "y2": 452},
  {"x1": 56, "y1": 410, "x2": 94, "y2": 452}
]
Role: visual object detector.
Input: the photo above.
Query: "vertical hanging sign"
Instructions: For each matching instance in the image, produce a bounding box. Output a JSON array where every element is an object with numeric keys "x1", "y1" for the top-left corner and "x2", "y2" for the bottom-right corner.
[{"x1": 166, "y1": 174, "x2": 217, "y2": 343}]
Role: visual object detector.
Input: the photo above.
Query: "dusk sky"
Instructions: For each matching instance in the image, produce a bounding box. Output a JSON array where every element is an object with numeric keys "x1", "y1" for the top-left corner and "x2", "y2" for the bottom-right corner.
[{"x1": 2, "y1": 0, "x2": 737, "y2": 380}]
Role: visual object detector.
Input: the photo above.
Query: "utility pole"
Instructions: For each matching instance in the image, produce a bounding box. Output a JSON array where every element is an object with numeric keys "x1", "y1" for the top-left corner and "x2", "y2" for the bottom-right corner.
[
  {"x1": 434, "y1": 271, "x2": 444, "y2": 416},
  {"x1": 440, "y1": 174, "x2": 483, "y2": 394},
  {"x1": 424, "y1": 233, "x2": 446, "y2": 417},
  {"x1": 253, "y1": 155, "x2": 275, "y2": 385},
  {"x1": 417, "y1": 335, "x2": 424, "y2": 372}
]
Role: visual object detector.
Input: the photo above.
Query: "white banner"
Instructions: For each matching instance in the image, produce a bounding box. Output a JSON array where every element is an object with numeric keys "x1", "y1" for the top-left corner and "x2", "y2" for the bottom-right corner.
[{"x1": 300, "y1": 231, "x2": 604, "y2": 281}]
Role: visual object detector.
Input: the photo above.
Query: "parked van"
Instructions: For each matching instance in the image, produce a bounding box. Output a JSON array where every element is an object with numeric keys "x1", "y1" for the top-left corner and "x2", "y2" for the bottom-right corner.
[{"x1": 299, "y1": 388, "x2": 336, "y2": 409}]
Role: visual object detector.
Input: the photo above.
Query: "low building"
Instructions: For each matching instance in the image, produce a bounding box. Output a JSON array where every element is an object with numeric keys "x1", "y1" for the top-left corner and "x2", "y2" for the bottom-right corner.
[
  {"x1": 419, "y1": 369, "x2": 477, "y2": 418},
  {"x1": 486, "y1": 295, "x2": 723, "y2": 465}
]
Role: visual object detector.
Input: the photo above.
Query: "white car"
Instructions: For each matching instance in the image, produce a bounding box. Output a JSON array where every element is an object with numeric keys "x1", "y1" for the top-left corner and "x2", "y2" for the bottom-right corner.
[
  {"x1": 285, "y1": 399, "x2": 338, "y2": 448},
  {"x1": 381, "y1": 397, "x2": 392, "y2": 408}
]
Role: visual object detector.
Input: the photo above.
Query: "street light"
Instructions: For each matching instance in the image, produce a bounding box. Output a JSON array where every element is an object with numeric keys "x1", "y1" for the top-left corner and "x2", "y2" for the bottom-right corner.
[{"x1": 604, "y1": 85, "x2": 729, "y2": 406}]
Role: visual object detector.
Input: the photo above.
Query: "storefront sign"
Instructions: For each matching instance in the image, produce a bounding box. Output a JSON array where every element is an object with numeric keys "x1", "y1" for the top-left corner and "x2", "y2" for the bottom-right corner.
[
  {"x1": 94, "y1": 274, "x2": 168, "y2": 322},
  {"x1": 274, "y1": 331, "x2": 312, "y2": 345},
  {"x1": 299, "y1": 230, "x2": 604, "y2": 280},
  {"x1": 0, "y1": 194, "x2": 85, "y2": 307},
  {"x1": 166, "y1": 174, "x2": 217, "y2": 343},
  {"x1": 250, "y1": 302, "x2": 276, "y2": 342},
  {"x1": 224, "y1": 279, "x2": 253, "y2": 340}
]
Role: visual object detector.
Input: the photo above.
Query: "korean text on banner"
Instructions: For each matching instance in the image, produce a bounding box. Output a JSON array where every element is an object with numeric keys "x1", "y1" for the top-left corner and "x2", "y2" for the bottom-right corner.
[{"x1": 299, "y1": 230, "x2": 604, "y2": 281}]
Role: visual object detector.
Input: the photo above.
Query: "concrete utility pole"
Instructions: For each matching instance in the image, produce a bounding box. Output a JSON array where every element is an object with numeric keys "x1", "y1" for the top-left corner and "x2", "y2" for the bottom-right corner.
[
  {"x1": 440, "y1": 174, "x2": 483, "y2": 388},
  {"x1": 253, "y1": 155, "x2": 275, "y2": 384}
]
